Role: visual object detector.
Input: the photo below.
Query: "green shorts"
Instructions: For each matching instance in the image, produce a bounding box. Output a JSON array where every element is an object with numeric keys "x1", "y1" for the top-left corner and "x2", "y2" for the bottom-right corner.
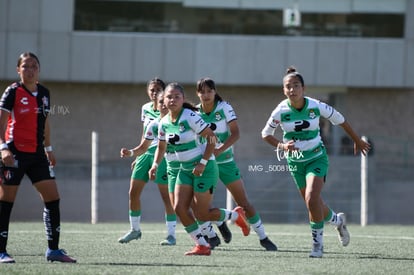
[
  {"x1": 131, "y1": 153, "x2": 168, "y2": 185},
  {"x1": 287, "y1": 152, "x2": 329, "y2": 189},
  {"x1": 218, "y1": 160, "x2": 241, "y2": 185},
  {"x1": 167, "y1": 161, "x2": 180, "y2": 193},
  {"x1": 177, "y1": 159, "x2": 219, "y2": 193}
]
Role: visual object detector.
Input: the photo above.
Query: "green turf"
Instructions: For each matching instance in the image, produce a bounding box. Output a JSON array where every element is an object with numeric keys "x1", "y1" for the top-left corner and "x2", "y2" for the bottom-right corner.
[{"x1": 1, "y1": 222, "x2": 413, "y2": 274}]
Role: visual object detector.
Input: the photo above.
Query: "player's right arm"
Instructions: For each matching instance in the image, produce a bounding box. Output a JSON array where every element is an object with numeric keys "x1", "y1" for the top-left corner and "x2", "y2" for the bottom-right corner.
[
  {"x1": 0, "y1": 87, "x2": 14, "y2": 166},
  {"x1": 120, "y1": 139, "x2": 152, "y2": 158},
  {"x1": 120, "y1": 119, "x2": 157, "y2": 158}
]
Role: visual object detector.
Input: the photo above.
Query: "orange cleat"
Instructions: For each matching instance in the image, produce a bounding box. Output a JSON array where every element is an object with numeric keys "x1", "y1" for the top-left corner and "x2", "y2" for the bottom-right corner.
[
  {"x1": 184, "y1": 245, "x2": 211, "y2": 256},
  {"x1": 233, "y1": 206, "x2": 250, "y2": 236}
]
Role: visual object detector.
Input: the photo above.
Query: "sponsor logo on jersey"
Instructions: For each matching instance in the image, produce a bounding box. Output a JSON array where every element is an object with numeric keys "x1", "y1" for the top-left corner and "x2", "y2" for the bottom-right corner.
[
  {"x1": 228, "y1": 109, "x2": 236, "y2": 118},
  {"x1": 20, "y1": 97, "x2": 29, "y2": 105},
  {"x1": 19, "y1": 108, "x2": 30, "y2": 114},
  {"x1": 282, "y1": 113, "x2": 291, "y2": 121}
]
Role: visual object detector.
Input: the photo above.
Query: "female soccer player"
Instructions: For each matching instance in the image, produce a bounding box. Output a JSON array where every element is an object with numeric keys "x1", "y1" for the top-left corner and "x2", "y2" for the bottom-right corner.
[
  {"x1": 149, "y1": 82, "x2": 249, "y2": 256},
  {"x1": 0, "y1": 52, "x2": 76, "y2": 263},
  {"x1": 261, "y1": 67, "x2": 370, "y2": 258},
  {"x1": 118, "y1": 78, "x2": 177, "y2": 246},
  {"x1": 196, "y1": 77, "x2": 277, "y2": 251}
]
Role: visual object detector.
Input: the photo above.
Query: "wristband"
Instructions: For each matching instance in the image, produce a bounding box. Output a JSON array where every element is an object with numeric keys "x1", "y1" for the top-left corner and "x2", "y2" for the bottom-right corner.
[
  {"x1": 44, "y1": 146, "x2": 53, "y2": 152},
  {"x1": 152, "y1": 162, "x2": 159, "y2": 168},
  {"x1": 129, "y1": 149, "x2": 134, "y2": 157},
  {"x1": 199, "y1": 158, "x2": 208, "y2": 165},
  {"x1": 0, "y1": 143, "x2": 8, "y2": 150}
]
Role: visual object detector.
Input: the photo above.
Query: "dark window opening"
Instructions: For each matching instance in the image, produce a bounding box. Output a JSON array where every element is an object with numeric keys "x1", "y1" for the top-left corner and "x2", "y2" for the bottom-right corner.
[{"x1": 74, "y1": 1, "x2": 405, "y2": 38}]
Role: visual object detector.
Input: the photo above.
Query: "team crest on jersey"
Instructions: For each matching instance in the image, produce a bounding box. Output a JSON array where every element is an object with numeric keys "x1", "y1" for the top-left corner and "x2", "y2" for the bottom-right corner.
[
  {"x1": 179, "y1": 123, "x2": 186, "y2": 132},
  {"x1": 308, "y1": 109, "x2": 316, "y2": 119},
  {"x1": 215, "y1": 112, "x2": 222, "y2": 121},
  {"x1": 3, "y1": 169, "x2": 12, "y2": 180},
  {"x1": 42, "y1": 96, "x2": 49, "y2": 107}
]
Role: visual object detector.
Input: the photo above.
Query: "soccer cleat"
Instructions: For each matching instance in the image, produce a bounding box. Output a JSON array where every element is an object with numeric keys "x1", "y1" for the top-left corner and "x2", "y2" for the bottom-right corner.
[
  {"x1": 260, "y1": 237, "x2": 278, "y2": 251},
  {"x1": 336, "y1": 213, "x2": 350, "y2": 246},
  {"x1": 207, "y1": 235, "x2": 221, "y2": 250},
  {"x1": 217, "y1": 222, "x2": 232, "y2": 243},
  {"x1": 118, "y1": 230, "x2": 142, "y2": 243},
  {"x1": 0, "y1": 252, "x2": 15, "y2": 263},
  {"x1": 184, "y1": 245, "x2": 211, "y2": 256},
  {"x1": 46, "y1": 249, "x2": 76, "y2": 263},
  {"x1": 233, "y1": 206, "x2": 250, "y2": 236},
  {"x1": 309, "y1": 243, "x2": 323, "y2": 258},
  {"x1": 160, "y1": 235, "x2": 176, "y2": 246}
]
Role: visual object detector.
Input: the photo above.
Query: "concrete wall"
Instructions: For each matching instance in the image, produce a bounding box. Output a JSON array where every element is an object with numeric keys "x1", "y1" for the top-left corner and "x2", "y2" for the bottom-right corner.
[
  {"x1": 0, "y1": 0, "x2": 413, "y2": 87},
  {"x1": 3, "y1": 81, "x2": 411, "y2": 163}
]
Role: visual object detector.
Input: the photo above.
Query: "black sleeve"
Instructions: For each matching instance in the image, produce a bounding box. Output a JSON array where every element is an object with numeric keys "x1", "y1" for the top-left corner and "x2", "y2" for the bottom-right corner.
[{"x1": 0, "y1": 84, "x2": 17, "y2": 112}]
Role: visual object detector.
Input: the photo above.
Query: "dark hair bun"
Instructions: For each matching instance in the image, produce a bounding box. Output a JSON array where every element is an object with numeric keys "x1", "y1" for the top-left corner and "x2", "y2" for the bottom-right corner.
[{"x1": 286, "y1": 66, "x2": 297, "y2": 74}]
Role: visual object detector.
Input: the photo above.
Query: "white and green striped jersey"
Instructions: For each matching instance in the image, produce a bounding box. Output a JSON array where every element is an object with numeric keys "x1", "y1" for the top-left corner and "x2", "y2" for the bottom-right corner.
[
  {"x1": 145, "y1": 118, "x2": 178, "y2": 163},
  {"x1": 262, "y1": 96, "x2": 345, "y2": 161},
  {"x1": 141, "y1": 101, "x2": 160, "y2": 128},
  {"x1": 143, "y1": 118, "x2": 160, "y2": 154},
  {"x1": 197, "y1": 101, "x2": 237, "y2": 163},
  {"x1": 158, "y1": 108, "x2": 209, "y2": 162},
  {"x1": 141, "y1": 101, "x2": 160, "y2": 149}
]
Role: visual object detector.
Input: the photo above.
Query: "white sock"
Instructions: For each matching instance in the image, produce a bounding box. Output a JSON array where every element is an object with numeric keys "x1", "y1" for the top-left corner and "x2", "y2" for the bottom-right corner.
[
  {"x1": 328, "y1": 212, "x2": 341, "y2": 226},
  {"x1": 199, "y1": 221, "x2": 217, "y2": 238},
  {"x1": 189, "y1": 228, "x2": 208, "y2": 246},
  {"x1": 223, "y1": 209, "x2": 239, "y2": 222},
  {"x1": 166, "y1": 221, "x2": 176, "y2": 238},
  {"x1": 251, "y1": 219, "x2": 267, "y2": 240},
  {"x1": 311, "y1": 228, "x2": 324, "y2": 245},
  {"x1": 130, "y1": 215, "x2": 141, "y2": 231}
]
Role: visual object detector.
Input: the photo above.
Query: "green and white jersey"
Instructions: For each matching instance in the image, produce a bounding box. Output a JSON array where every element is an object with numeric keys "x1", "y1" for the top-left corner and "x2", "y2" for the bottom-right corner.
[
  {"x1": 141, "y1": 101, "x2": 160, "y2": 149},
  {"x1": 158, "y1": 108, "x2": 209, "y2": 163},
  {"x1": 197, "y1": 101, "x2": 237, "y2": 164},
  {"x1": 262, "y1": 96, "x2": 345, "y2": 162},
  {"x1": 145, "y1": 118, "x2": 179, "y2": 164},
  {"x1": 143, "y1": 118, "x2": 160, "y2": 154},
  {"x1": 141, "y1": 101, "x2": 160, "y2": 128}
]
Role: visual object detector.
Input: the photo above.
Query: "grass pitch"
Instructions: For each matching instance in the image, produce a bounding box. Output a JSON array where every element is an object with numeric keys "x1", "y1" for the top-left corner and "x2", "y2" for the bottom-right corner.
[{"x1": 2, "y1": 222, "x2": 413, "y2": 274}]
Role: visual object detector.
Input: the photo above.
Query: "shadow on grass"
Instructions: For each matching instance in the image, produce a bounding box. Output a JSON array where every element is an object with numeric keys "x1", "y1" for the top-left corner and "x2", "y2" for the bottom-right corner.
[
  {"x1": 94, "y1": 262, "x2": 227, "y2": 267},
  {"x1": 315, "y1": 250, "x2": 414, "y2": 261},
  {"x1": 357, "y1": 255, "x2": 414, "y2": 261}
]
